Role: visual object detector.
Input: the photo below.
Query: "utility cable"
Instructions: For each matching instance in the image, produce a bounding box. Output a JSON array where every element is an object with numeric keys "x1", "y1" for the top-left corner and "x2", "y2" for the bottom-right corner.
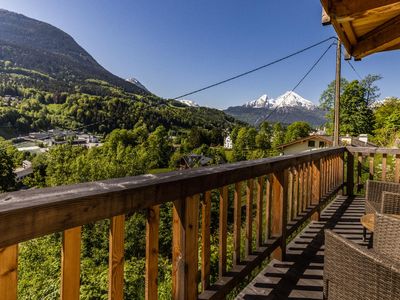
[
  {"x1": 172, "y1": 36, "x2": 338, "y2": 100},
  {"x1": 258, "y1": 41, "x2": 336, "y2": 124}
]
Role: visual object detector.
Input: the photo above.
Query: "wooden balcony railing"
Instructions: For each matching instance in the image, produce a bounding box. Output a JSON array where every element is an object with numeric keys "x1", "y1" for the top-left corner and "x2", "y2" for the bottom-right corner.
[
  {"x1": 346, "y1": 147, "x2": 400, "y2": 194},
  {"x1": 0, "y1": 147, "x2": 347, "y2": 300}
]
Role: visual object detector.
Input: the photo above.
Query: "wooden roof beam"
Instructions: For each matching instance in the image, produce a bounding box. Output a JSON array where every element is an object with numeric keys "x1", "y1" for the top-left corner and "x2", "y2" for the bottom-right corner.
[
  {"x1": 321, "y1": 0, "x2": 400, "y2": 20},
  {"x1": 353, "y1": 13, "x2": 400, "y2": 59}
]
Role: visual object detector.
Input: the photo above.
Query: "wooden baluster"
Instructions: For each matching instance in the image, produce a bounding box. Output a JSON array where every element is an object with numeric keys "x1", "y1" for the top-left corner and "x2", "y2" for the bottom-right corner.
[
  {"x1": 271, "y1": 170, "x2": 287, "y2": 260},
  {"x1": 245, "y1": 180, "x2": 254, "y2": 257},
  {"x1": 298, "y1": 165, "x2": 304, "y2": 213},
  {"x1": 347, "y1": 151, "x2": 355, "y2": 196},
  {"x1": 303, "y1": 163, "x2": 308, "y2": 210},
  {"x1": 0, "y1": 245, "x2": 18, "y2": 300},
  {"x1": 357, "y1": 153, "x2": 362, "y2": 192},
  {"x1": 369, "y1": 153, "x2": 374, "y2": 180},
  {"x1": 233, "y1": 183, "x2": 242, "y2": 267},
  {"x1": 292, "y1": 167, "x2": 299, "y2": 219},
  {"x1": 287, "y1": 169, "x2": 294, "y2": 222},
  {"x1": 395, "y1": 154, "x2": 400, "y2": 183},
  {"x1": 381, "y1": 153, "x2": 387, "y2": 181},
  {"x1": 62, "y1": 226, "x2": 81, "y2": 300},
  {"x1": 312, "y1": 160, "x2": 321, "y2": 207},
  {"x1": 146, "y1": 206, "x2": 160, "y2": 300},
  {"x1": 320, "y1": 158, "x2": 325, "y2": 197},
  {"x1": 109, "y1": 216, "x2": 125, "y2": 300},
  {"x1": 256, "y1": 177, "x2": 264, "y2": 248},
  {"x1": 172, "y1": 195, "x2": 200, "y2": 300},
  {"x1": 201, "y1": 191, "x2": 211, "y2": 290},
  {"x1": 219, "y1": 186, "x2": 228, "y2": 278},
  {"x1": 308, "y1": 162, "x2": 312, "y2": 207},
  {"x1": 264, "y1": 175, "x2": 272, "y2": 242}
]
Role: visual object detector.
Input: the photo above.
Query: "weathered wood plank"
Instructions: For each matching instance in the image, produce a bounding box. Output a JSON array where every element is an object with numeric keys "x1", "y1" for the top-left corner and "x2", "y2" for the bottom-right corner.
[
  {"x1": 256, "y1": 177, "x2": 264, "y2": 248},
  {"x1": 287, "y1": 169, "x2": 293, "y2": 223},
  {"x1": 292, "y1": 167, "x2": 299, "y2": 220},
  {"x1": 201, "y1": 191, "x2": 211, "y2": 290},
  {"x1": 369, "y1": 153, "x2": 374, "y2": 180},
  {"x1": 219, "y1": 186, "x2": 228, "y2": 278},
  {"x1": 382, "y1": 153, "x2": 387, "y2": 181},
  {"x1": 347, "y1": 151, "x2": 355, "y2": 196},
  {"x1": 109, "y1": 216, "x2": 125, "y2": 300},
  {"x1": 347, "y1": 146, "x2": 400, "y2": 155},
  {"x1": 172, "y1": 195, "x2": 200, "y2": 300},
  {"x1": 0, "y1": 148, "x2": 345, "y2": 249},
  {"x1": 146, "y1": 205, "x2": 160, "y2": 300},
  {"x1": 233, "y1": 183, "x2": 241, "y2": 266},
  {"x1": 264, "y1": 175, "x2": 271, "y2": 242},
  {"x1": 396, "y1": 154, "x2": 400, "y2": 183},
  {"x1": 271, "y1": 171, "x2": 284, "y2": 260},
  {"x1": 62, "y1": 226, "x2": 81, "y2": 300},
  {"x1": 245, "y1": 180, "x2": 254, "y2": 257},
  {"x1": 0, "y1": 245, "x2": 18, "y2": 300}
]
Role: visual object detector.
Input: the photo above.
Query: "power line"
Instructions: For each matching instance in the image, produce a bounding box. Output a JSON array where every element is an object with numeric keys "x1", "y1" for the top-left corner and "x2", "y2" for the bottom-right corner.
[
  {"x1": 172, "y1": 36, "x2": 338, "y2": 100},
  {"x1": 346, "y1": 60, "x2": 363, "y2": 80},
  {"x1": 258, "y1": 41, "x2": 336, "y2": 124}
]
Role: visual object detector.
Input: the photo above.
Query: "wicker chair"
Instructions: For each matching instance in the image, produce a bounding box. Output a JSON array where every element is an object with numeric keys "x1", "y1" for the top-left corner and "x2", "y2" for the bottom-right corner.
[
  {"x1": 365, "y1": 180, "x2": 400, "y2": 214},
  {"x1": 324, "y1": 214, "x2": 400, "y2": 300}
]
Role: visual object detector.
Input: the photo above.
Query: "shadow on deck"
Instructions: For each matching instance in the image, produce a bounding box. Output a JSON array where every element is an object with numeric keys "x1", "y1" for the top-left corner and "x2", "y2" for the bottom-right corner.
[{"x1": 236, "y1": 195, "x2": 368, "y2": 300}]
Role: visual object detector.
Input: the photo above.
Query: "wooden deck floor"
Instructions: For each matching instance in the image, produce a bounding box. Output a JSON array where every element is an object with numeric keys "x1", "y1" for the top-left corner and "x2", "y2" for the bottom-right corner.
[{"x1": 236, "y1": 195, "x2": 369, "y2": 300}]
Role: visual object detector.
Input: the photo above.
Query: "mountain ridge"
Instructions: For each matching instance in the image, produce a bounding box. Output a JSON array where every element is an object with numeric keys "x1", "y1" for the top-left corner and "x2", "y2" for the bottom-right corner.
[{"x1": 0, "y1": 9, "x2": 148, "y2": 94}]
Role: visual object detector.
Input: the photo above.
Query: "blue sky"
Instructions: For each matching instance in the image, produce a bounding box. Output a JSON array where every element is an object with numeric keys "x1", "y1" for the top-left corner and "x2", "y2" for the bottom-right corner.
[{"x1": 1, "y1": 0, "x2": 400, "y2": 109}]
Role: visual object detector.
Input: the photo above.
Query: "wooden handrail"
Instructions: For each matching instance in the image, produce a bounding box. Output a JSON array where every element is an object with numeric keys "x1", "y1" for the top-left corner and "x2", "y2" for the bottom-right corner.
[{"x1": 0, "y1": 146, "x2": 347, "y2": 300}]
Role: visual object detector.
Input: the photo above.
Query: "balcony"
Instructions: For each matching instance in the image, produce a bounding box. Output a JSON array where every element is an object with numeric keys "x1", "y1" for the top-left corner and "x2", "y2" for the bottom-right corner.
[{"x1": 0, "y1": 146, "x2": 399, "y2": 299}]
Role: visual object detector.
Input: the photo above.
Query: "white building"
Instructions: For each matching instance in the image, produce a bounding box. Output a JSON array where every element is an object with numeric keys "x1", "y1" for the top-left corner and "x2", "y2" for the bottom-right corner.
[{"x1": 224, "y1": 135, "x2": 233, "y2": 149}]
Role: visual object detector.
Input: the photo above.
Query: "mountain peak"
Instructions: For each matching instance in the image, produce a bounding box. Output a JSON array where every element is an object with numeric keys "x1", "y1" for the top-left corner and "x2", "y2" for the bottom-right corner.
[
  {"x1": 178, "y1": 99, "x2": 200, "y2": 107},
  {"x1": 243, "y1": 91, "x2": 315, "y2": 110}
]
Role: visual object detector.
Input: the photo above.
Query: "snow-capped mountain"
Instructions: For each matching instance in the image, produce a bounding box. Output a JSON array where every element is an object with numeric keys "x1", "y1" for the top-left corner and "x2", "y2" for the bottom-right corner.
[
  {"x1": 225, "y1": 91, "x2": 327, "y2": 126},
  {"x1": 178, "y1": 99, "x2": 200, "y2": 107},
  {"x1": 244, "y1": 91, "x2": 315, "y2": 110},
  {"x1": 274, "y1": 91, "x2": 315, "y2": 110},
  {"x1": 244, "y1": 94, "x2": 276, "y2": 108}
]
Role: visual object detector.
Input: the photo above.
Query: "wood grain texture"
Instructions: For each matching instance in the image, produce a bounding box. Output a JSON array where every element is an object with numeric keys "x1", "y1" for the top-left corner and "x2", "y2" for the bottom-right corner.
[
  {"x1": 382, "y1": 153, "x2": 387, "y2": 181},
  {"x1": 347, "y1": 151, "x2": 355, "y2": 196},
  {"x1": 146, "y1": 205, "x2": 160, "y2": 300},
  {"x1": 219, "y1": 186, "x2": 228, "y2": 278},
  {"x1": 172, "y1": 195, "x2": 200, "y2": 300},
  {"x1": 369, "y1": 153, "x2": 375, "y2": 180},
  {"x1": 108, "y1": 215, "x2": 125, "y2": 300},
  {"x1": 0, "y1": 245, "x2": 18, "y2": 300},
  {"x1": 233, "y1": 183, "x2": 241, "y2": 266},
  {"x1": 61, "y1": 226, "x2": 81, "y2": 300},
  {"x1": 256, "y1": 177, "x2": 264, "y2": 248},
  {"x1": 201, "y1": 191, "x2": 211, "y2": 290},
  {"x1": 0, "y1": 148, "x2": 345, "y2": 249},
  {"x1": 396, "y1": 154, "x2": 400, "y2": 183},
  {"x1": 264, "y1": 175, "x2": 271, "y2": 242},
  {"x1": 245, "y1": 179, "x2": 254, "y2": 257}
]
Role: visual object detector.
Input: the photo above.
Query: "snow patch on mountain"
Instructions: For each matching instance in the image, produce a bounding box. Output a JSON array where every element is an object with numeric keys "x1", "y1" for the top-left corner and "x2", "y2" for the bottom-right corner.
[
  {"x1": 178, "y1": 99, "x2": 200, "y2": 107},
  {"x1": 243, "y1": 91, "x2": 315, "y2": 110},
  {"x1": 126, "y1": 78, "x2": 149, "y2": 92}
]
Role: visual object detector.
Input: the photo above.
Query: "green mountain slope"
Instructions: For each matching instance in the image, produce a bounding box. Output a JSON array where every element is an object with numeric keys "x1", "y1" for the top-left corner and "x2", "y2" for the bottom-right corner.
[{"x1": 0, "y1": 9, "x2": 146, "y2": 94}]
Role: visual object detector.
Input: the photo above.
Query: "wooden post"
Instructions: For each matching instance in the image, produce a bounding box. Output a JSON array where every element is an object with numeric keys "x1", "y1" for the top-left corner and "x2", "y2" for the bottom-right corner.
[
  {"x1": 311, "y1": 160, "x2": 321, "y2": 221},
  {"x1": 347, "y1": 151, "x2": 354, "y2": 196},
  {"x1": 172, "y1": 195, "x2": 200, "y2": 300},
  {"x1": 256, "y1": 177, "x2": 264, "y2": 248},
  {"x1": 108, "y1": 216, "x2": 125, "y2": 300},
  {"x1": 0, "y1": 245, "x2": 18, "y2": 300},
  {"x1": 292, "y1": 167, "x2": 299, "y2": 219},
  {"x1": 245, "y1": 180, "x2": 254, "y2": 257},
  {"x1": 271, "y1": 170, "x2": 287, "y2": 260},
  {"x1": 61, "y1": 226, "x2": 81, "y2": 300},
  {"x1": 357, "y1": 153, "x2": 362, "y2": 192},
  {"x1": 382, "y1": 153, "x2": 387, "y2": 181},
  {"x1": 333, "y1": 39, "x2": 342, "y2": 146},
  {"x1": 219, "y1": 186, "x2": 228, "y2": 278},
  {"x1": 201, "y1": 191, "x2": 211, "y2": 290},
  {"x1": 146, "y1": 206, "x2": 160, "y2": 300},
  {"x1": 233, "y1": 183, "x2": 241, "y2": 267},
  {"x1": 264, "y1": 175, "x2": 272, "y2": 241},
  {"x1": 395, "y1": 154, "x2": 400, "y2": 183},
  {"x1": 369, "y1": 153, "x2": 374, "y2": 180}
]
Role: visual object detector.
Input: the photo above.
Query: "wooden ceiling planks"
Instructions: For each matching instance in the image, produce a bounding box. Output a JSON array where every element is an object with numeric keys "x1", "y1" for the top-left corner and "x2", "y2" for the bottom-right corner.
[{"x1": 321, "y1": 0, "x2": 400, "y2": 59}]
